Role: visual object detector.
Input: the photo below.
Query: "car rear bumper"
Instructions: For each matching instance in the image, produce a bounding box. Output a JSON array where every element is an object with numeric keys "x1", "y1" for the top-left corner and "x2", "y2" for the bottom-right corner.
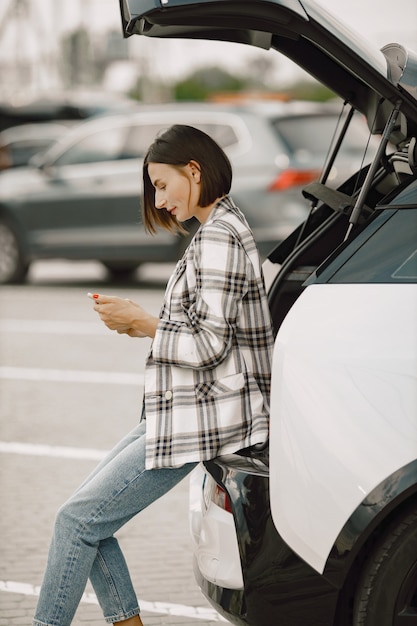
[{"x1": 191, "y1": 457, "x2": 341, "y2": 626}]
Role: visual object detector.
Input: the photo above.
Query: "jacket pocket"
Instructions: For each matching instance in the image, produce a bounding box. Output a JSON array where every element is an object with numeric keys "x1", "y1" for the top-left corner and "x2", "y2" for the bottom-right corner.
[{"x1": 195, "y1": 372, "x2": 245, "y2": 400}]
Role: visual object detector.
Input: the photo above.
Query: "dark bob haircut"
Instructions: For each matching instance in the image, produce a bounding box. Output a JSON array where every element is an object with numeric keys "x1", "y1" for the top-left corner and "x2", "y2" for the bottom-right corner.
[{"x1": 142, "y1": 124, "x2": 232, "y2": 234}]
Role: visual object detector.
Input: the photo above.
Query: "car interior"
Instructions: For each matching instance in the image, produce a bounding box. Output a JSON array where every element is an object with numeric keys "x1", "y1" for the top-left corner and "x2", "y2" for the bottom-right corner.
[{"x1": 267, "y1": 44, "x2": 417, "y2": 336}]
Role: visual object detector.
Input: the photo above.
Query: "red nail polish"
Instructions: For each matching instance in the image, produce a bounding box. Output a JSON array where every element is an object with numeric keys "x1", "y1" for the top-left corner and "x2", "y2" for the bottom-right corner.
[{"x1": 93, "y1": 293, "x2": 99, "y2": 299}]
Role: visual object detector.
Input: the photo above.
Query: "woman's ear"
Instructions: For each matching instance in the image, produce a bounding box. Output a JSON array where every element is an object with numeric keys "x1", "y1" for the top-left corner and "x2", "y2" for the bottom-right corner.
[{"x1": 188, "y1": 160, "x2": 201, "y2": 183}]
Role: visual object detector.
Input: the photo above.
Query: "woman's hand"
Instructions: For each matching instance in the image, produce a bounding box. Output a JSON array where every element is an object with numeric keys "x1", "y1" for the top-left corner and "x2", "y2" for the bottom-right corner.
[{"x1": 91, "y1": 294, "x2": 159, "y2": 338}]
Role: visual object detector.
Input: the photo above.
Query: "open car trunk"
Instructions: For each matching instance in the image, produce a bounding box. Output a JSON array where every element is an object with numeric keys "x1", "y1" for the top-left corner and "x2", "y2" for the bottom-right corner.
[{"x1": 119, "y1": 0, "x2": 417, "y2": 134}]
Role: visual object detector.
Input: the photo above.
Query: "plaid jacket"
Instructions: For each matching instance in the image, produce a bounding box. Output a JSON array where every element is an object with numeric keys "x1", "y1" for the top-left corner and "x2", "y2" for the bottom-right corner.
[{"x1": 143, "y1": 196, "x2": 274, "y2": 469}]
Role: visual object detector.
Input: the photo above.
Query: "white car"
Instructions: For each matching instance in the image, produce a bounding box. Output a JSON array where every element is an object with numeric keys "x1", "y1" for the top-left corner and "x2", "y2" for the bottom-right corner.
[{"x1": 121, "y1": 1, "x2": 417, "y2": 625}]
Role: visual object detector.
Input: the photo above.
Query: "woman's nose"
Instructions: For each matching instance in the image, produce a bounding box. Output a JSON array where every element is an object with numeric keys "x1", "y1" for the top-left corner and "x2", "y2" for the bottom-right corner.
[{"x1": 155, "y1": 190, "x2": 166, "y2": 209}]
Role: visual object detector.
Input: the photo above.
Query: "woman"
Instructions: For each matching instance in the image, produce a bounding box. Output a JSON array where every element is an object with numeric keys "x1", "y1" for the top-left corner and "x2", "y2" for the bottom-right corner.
[{"x1": 33, "y1": 125, "x2": 274, "y2": 626}]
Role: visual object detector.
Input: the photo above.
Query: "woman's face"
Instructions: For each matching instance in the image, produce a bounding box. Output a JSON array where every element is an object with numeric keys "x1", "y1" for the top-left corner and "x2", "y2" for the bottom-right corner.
[{"x1": 147, "y1": 161, "x2": 214, "y2": 224}]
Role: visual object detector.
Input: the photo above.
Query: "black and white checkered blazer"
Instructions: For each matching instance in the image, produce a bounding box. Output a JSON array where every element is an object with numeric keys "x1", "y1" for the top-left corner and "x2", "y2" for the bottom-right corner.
[{"x1": 143, "y1": 195, "x2": 274, "y2": 469}]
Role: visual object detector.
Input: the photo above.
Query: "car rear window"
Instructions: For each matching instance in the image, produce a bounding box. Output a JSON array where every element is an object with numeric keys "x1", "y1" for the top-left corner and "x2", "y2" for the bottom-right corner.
[
  {"x1": 382, "y1": 177, "x2": 417, "y2": 207},
  {"x1": 270, "y1": 114, "x2": 372, "y2": 159},
  {"x1": 54, "y1": 127, "x2": 129, "y2": 165},
  {"x1": 327, "y1": 209, "x2": 417, "y2": 284}
]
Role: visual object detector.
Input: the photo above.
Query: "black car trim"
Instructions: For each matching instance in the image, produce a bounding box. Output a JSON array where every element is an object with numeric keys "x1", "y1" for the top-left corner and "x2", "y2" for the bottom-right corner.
[
  {"x1": 306, "y1": 207, "x2": 417, "y2": 284},
  {"x1": 304, "y1": 209, "x2": 396, "y2": 285},
  {"x1": 203, "y1": 456, "x2": 340, "y2": 626},
  {"x1": 376, "y1": 203, "x2": 417, "y2": 209},
  {"x1": 322, "y1": 459, "x2": 417, "y2": 590},
  {"x1": 375, "y1": 175, "x2": 417, "y2": 208},
  {"x1": 301, "y1": 181, "x2": 372, "y2": 220}
]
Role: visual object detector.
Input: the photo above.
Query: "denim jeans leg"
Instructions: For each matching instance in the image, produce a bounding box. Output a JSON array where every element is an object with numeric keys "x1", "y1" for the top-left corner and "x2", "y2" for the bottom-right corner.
[{"x1": 33, "y1": 421, "x2": 196, "y2": 626}]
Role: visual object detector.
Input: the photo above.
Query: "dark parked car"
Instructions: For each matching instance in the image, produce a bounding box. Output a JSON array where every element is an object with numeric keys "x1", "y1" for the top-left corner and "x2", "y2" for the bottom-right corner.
[
  {"x1": 0, "y1": 90, "x2": 139, "y2": 132},
  {"x1": 0, "y1": 100, "x2": 375, "y2": 283},
  {"x1": 119, "y1": 1, "x2": 417, "y2": 626}
]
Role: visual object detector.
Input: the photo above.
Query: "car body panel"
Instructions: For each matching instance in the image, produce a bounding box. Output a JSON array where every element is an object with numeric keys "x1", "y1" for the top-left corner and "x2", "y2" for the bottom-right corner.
[{"x1": 269, "y1": 282, "x2": 417, "y2": 573}]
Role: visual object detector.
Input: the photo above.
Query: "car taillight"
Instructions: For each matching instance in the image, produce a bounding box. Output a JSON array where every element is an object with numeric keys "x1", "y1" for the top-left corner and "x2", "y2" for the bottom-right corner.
[
  {"x1": 212, "y1": 484, "x2": 233, "y2": 513},
  {"x1": 268, "y1": 168, "x2": 321, "y2": 191}
]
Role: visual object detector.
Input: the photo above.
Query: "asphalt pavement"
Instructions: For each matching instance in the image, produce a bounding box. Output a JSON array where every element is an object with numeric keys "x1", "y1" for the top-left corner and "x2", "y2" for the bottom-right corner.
[{"x1": 0, "y1": 261, "x2": 227, "y2": 626}]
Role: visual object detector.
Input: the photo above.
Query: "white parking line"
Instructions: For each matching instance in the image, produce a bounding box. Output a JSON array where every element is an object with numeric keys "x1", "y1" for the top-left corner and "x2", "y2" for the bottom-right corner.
[
  {"x1": 0, "y1": 319, "x2": 108, "y2": 335},
  {"x1": 1, "y1": 317, "x2": 225, "y2": 623},
  {"x1": 0, "y1": 366, "x2": 143, "y2": 386},
  {"x1": 0, "y1": 441, "x2": 107, "y2": 460},
  {"x1": 0, "y1": 580, "x2": 227, "y2": 621},
  {"x1": 0, "y1": 440, "x2": 229, "y2": 622}
]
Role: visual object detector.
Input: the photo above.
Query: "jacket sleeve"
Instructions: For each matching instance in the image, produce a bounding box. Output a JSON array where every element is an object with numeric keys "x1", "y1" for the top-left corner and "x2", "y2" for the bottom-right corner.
[{"x1": 151, "y1": 222, "x2": 249, "y2": 370}]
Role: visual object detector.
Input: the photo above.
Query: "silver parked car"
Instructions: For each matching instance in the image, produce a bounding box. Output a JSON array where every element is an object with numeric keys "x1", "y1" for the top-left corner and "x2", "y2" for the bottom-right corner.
[
  {"x1": 0, "y1": 122, "x2": 72, "y2": 170},
  {"x1": 0, "y1": 100, "x2": 375, "y2": 283}
]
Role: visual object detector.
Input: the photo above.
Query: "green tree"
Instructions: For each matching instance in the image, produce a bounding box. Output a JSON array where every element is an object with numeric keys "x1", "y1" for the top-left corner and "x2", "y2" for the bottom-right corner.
[
  {"x1": 173, "y1": 66, "x2": 246, "y2": 101},
  {"x1": 288, "y1": 80, "x2": 335, "y2": 102},
  {"x1": 61, "y1": 28, "x2": 94, "y2": 88}
]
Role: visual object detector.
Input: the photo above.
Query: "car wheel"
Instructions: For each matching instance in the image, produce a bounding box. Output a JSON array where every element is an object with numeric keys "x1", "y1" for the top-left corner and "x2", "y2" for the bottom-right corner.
[
  {"x1": 353, "y1": 506, "x2": 417, "y2": 626},
  {"x1": 102, "y1": 262, "x2": 140, "y2": 281},
  {"x1": 0, "y1": 220, "x2": 28, "y2": 284}
]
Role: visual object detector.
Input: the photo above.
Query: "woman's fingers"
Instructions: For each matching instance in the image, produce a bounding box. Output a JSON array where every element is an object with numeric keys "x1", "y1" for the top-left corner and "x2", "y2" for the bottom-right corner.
[{"x1": 89, "y1": 294, "x2": 153, "y2": 337}]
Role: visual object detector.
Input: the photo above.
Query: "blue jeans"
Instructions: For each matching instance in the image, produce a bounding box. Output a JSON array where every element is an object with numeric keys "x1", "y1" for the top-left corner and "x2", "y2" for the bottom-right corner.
[{"x1": 33, "y1": 421, "x2": 196, "y2": 626}]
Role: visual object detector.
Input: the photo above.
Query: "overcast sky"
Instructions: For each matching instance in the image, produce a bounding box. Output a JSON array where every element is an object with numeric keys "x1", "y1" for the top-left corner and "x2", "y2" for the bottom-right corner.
[
  {"x1": 49, "y1": 0, "x2": 417, "y2": 45},
  {"x1": 1, "y1": 0, "x2": 417, "y2": 91},
  {"x1": 98, "y1": 0, "x2": 417, "y2": 78},
  {"x1": 118, "y1": 0, "x2": 417, "y2": 84}
]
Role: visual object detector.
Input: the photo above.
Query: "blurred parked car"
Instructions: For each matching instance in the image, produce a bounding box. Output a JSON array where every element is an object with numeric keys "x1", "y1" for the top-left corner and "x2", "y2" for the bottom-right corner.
[
  {"x1": 0, "y1": 100, "x2": 375, "y2": 283},
  {"x1": 0, "y1": 122, "x2": 72, "y2": 170},
  {"x1": 0, "y1": 90, "x2": 140, "y2": 132},
  {"x1": 119, "y1": 1, "x2": 417, "y2": 626}
]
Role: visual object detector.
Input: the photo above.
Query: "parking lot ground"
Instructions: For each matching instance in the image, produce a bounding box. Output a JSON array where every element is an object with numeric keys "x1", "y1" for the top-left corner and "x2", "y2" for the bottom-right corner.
[
  {"x1": 0, "y1": 450, "x2": 224, "y2": 625},
  {"x1": 0, "y1": 261, "x2": 227, "y2": 626}
]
